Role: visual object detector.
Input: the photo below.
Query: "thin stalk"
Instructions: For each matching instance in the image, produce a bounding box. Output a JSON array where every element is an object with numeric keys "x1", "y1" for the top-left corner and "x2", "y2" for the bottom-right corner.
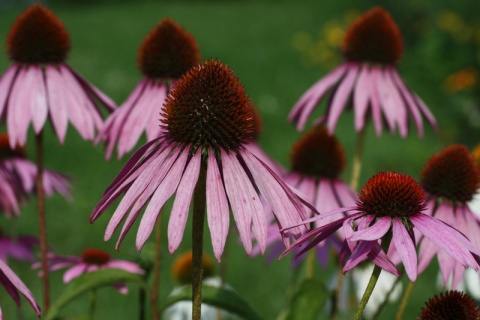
[
  {"x1": 35, "y1": 130, "x2": 50, "y2": 311},
  {"x1": 349, "y1": 127, "x2": 367, "y2": 192},
  {"x1": 305, "y1": 249, "x2": 315, "y2": 279},
  {"x1": 89, "y1": 290, "x2": 97, "y2": 319},
  {"x1": 192, "y1": 161, "x2": 207, "y2": 320},
  {"x1": 352, "y1": 264, "x2": 382, "y2": 320},
  {"x1": 395, "y1": 281, "x2": 415, "y2": 320},
  {"x1": 150, "y1": 212, "x2": 163, "y2": 320},
  {"x1": 329, "y1": 269, "x2": 345, "y2": 320}
]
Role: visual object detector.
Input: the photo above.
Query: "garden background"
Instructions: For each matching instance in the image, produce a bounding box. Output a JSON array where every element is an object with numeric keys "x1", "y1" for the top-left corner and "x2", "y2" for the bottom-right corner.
[{"x1": 0, "y1": 0, "x2": 478, "y2": 318}]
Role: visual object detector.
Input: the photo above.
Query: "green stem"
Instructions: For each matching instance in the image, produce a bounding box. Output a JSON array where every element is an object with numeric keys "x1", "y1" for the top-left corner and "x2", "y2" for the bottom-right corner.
[
  {"x1": 329, "y1": 269, "x2": 345, "y2": 320},
  {"x1": 305, "y1": 249, "x2": 316, "y2": 279},
  {"x1": 395, "y1": 281, "x2": 415, "y2": 320},
  {"x1": 89, "y1": 289, "x2": 97, "y2": 319},
  {"x1": 352, "y1": 264, "x2": 382, "y2": 320},
  {"x1": 371, "y1": 275, "x2": 402, "y2": 320},
  {"x1": 350, "y1": 127, "x2": 367, "y2": 192},
  {"x1": 192, "y1": 161, "x2": 207, "y2": 320},
  {"x1": 150, "y1": 211, "x2": 163, "y2": 320},
  {"x1": 35, "y1": 130, "x2": 50, "y2": 312}
]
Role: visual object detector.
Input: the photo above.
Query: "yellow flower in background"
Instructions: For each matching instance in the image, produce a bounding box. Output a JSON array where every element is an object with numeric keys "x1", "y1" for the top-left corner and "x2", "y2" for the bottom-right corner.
[{"x1": 444, "y1": 68, "x2": 477, "y2": 93}]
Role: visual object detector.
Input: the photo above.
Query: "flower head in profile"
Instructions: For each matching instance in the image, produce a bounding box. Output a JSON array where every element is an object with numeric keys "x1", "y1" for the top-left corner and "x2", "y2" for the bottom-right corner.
[
  {"x1": 289, "y1": 7, "x2": 437, "y2": 137},
  {"x1": 418, "y1": 290, "x2": 480, "y2": 320},
  {"x1": 90, "y1": 59, "x2": 309, "y2": 261},
  {"x1": 253, "y1": 126, "x2": 355, "y2": 267},
  {"x1": 282, "y1": 172, "x2": 480, "y2": 282},
  {"x1": 0, "y1": 4, "x2": 116, "y2": 147},
  {"x1": 97, "y1": 18, "x2": 201, "y2": 160},
  {"x1": 0, "y1": 259, "x2": 40, "y2": 318},
  {"x1": 0, "y1": 134, "x2": 72, "y2": 203},
  {"x1": 40, "y1": 248, "x2": 144, "y2": 294},
  {"x1": 419, "y1": 145, "x2": 480, "y2": 289},
  {"x1": 0, "y1": 226, "x2": 38, "y2": 263}
]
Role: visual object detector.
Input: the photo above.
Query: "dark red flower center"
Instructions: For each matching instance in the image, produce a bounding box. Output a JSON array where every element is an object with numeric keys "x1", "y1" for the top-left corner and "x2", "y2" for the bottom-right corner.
[
  {"x1": 421, "y1": 145, "x2": 480, "y2": 203},
  {"x1": 7, "y1": 4, "x2": 70, "y2": 64},
  {"x1": 342, "y1": 7, "x2": 403, "y2": 65},
  {"x1": 138, "y1": 18, "x2": 201, "y2": 79},
  {"x1": 162, "y1": 59, "x2": 254, "y2": 153},
  {"x1": 290, "y1": 126, "x2": 346, "y2": 179},
  {"x1": 418, "y1": 290, "x2": 480, "y2": 320},
  {"x1": 0, "y1": 134, "x2": 26, "y2": 159},
  {"x1": 172, "y1": 250, "x2": 214, "y2": 285},
  {"x1": 358, "y1": 172, "x2": 426, "y2": 217},
  {"x1": 251, "y1": 106, "x2": 262, "y2": 142},
  {"x1": 81, "y1": 248, "x2": 111, "y2": 266}
]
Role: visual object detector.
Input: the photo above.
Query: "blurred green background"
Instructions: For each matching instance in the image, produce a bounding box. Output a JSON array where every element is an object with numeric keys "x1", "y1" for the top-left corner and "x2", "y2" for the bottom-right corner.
[{"x1": 0, "y1": 0, "x2": 478, "y2": 319}]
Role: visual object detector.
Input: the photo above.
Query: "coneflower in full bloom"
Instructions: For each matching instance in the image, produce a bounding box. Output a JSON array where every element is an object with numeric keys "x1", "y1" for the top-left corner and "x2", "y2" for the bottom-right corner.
[
  {"x1": 418, "y1": 290, "x2": 480, "y2": 320},
  {"x1": 0, "y1": 4, "x2": 116, "y2": 147},
  {"x1": 0, "y1": 259, "x2": 40, "y2": 318},
  {"x1": 281, "y1": 172, "x2": 480, "y2": 282},
  {"x1": 97, "y1": 18, "x2": 201, "y2": 160},
  {"x1": 289, "y1": 7, "x2": 437, "y2": 137},
  {"x1": 419, "y1": 145, "x2": 480, "y2": 289},
  {"x1": 90, "y1": 59, "x2": 310, "y2": 261}
]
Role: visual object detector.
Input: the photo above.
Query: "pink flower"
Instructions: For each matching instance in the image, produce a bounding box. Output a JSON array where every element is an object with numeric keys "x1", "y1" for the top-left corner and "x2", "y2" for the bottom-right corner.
[
  {"x1": 40, "y1": 248, "x2": 144, "y2": 294},
  {"x1": 97, "y1": 18, "x2": 201, "y2": 160},
  {"x1": 289, "y1": 7, "x2": 437, "y2": 137},
  {"x1": 0, "y1": 4, "x2": 115, "y2": 147},
  {"x1": 0, "y1": 259, "x2": 40, "y2": 318},
  {"x1": 419, "y1": 145, "x2": 480, "y2": 289},
  {"x1": 0, "y1": 228, "x2": 38, "y2": 263},
  {"x1": 91, "y1": 60, "x2": 311, "y2": 261},
  {"x1": 282, "y1": 172, "x2": 480, "y2": 282}
]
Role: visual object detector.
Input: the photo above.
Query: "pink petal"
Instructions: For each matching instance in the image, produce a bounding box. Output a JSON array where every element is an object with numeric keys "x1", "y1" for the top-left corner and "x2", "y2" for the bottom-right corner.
[
  {"x1": 106, "y1": 261, "x2": 144, "y2": 274},
  {"x1": 375, "y1": 68, "x2": 397, "y2": 133},
  {"x1": 8, "y1": 67, "x2": 33, "y2": 147},
  {"x1": 383, "y1": 69, "x2": 407, "y2": 137},
  {"x1": 167, "y1": 149, "x2": 201, "y2": 254},
  {"x1": 369, "y1": 67, "x2": 383, "y2": 136},
  {"x1": 393, "y1": 218, "x2": 417, "y2": 281},
  {"x1": 350, "y1": 216, "x2": 391, "y2": 241},
  {"x1": 353, "y1": 64, "x2": 372, "y2": 133},
  {"x1": 0, "y1": 65, "x2": 18, "y2": 117},
  {"x1": 29, "y1": 66, "x2": 48, "y2": 134},
  {"x1": 45, "y1": 65, "x2": 69, "y2": 143},
  {"x1": 417, "y1": 237, "x2": 438, "y2": 274},
  {"x1": 63, "y1": 264, "x2": 87, "y2": 283},
  {"x1": 206, "y1": 151, "x2": 230, "y2": 261}
]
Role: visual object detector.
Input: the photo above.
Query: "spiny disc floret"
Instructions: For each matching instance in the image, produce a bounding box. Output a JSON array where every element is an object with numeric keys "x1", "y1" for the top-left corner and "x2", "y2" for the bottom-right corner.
[
  {"x1": 358, "y1": 172, "x2": 426, "y2": 218},
  {"x1": 7, "y1": 4, "x2": 70, "y2": 64},
  {"x1": 342, "y1": 7, "x2": 403, "y2": 65},
  {"x1": 418, "y1": 291, "x2": 480, "y2": 320},
  {"x1": 162, "y1": 59, "x2": 253, "y2": 153},
  {"x1": 421, "y1": 145, "x2": 480, "y2": 203},
  {"x1": 138, "y1": 18, "x2": 201, "y2": 79},
  {"x1": 290, "y1": 126, "x2": 346, "y2": 179}
]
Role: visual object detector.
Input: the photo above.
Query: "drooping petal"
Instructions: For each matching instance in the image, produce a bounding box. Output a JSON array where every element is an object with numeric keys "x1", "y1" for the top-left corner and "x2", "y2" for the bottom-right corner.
[
  {"x1": 392, "y1": 218, "x2": 417, "y2": 281},
  {"x1": 0, "y1": 65, "x2": 18, "y2": 117},
  {"x1": 349, "y1": 216, "x2": 391, "y2": 241},
  {"x1": 29, "y1": 66, "x2": 48, "y2": 134},
  {"x1": 168, "y1": 149, "x2": 201, "y2": 254},
  {"x1": 206, "y1": 151, "x2": 230, "y2": 261},
  {"x1": 8, "y1": 67, "x2": 33, "y2": 147},
  {"x1": 63, "y1": 264, "x2": 87, "y2": 283},
  {"x1": 353, "y1": 64, "x2": 372, "y2": 133},
  {"x1": 45, "y1": 65, "x2": 69, "y2": 143},
  {"x1": 106, "y1": 260, "x2": 145, "y2": 274}
]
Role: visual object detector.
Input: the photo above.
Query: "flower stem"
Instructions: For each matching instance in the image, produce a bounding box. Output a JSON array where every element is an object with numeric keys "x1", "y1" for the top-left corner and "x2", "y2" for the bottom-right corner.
[
  {"x1": 35, "y1": 130, "x2": 50, "y2": 312},
  {"x1": 371, "y1": 275, "x2": 402, "y2": 320},
  {"x1": 395, "y1": 281, "x2": 415, "y2": 320},
  {"x1": 192, "y1": 161, "x2": 207, "y2": 320},
  {"x1": 352, "y1": 264, "x2": 382, "y2": 320},
  {"x1": 150, "y1": 211, "x2": 163, "y2": 320},
  {"x1": 350, "y1": 127, "x2": 367, "y2": 192},
  {"x1": 329, "y1": 269, "x2": 345, "y2": 320},
  {"x1": 305, "y1": 249, "x2": 315, "y2": 279},
  {"x1": 89, "y1": 289, "x2": 97, "y2": 319}
]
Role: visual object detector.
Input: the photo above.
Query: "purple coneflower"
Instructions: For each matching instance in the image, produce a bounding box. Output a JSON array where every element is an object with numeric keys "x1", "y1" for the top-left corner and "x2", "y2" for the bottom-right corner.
[
  {"x1": 0, "y1": 259, "x2": 40, "y2": 318},
  {"x1": 90, "y1": 59, "x2": 309, "y2": 261},
  {"x1": 0, "y1": 227, "x2": 38, "y2": 263},
  {"x1": 42, "y1": 248, "x2": 144, "y2": 294},
  {"x1": 289, "y1": 7, "x2": 437, "y2": 137},
  {"x1": 0, "y1": 4, "x2": 116, "y2": 147},
  {"x1": 0, "y1": 134, "x2": 71, "y2": 201},
  {"x1": 419, "y1": 145, "x2": 480, "y2": 289},
  {"x1": 97, "y1": 18, "x2": 201, "y2": 160},
  {"x1": 418, "y1": 290, "x2": 480, "y2": 320},
  {"x1": 282, "y1": 172, "x2": 480, "y2": 283}
]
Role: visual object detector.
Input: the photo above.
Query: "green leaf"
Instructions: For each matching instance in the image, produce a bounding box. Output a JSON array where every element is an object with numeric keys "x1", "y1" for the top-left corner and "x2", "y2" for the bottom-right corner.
[
  {"x1": 160, "y1": 285, "x2": 263, "y2": 320},
  {"x1": 45, "y1": 269, "x2": 146, "y2": 320},
  {"x1": 284, "y1": 279, "x2": 329, "y2": 320}
]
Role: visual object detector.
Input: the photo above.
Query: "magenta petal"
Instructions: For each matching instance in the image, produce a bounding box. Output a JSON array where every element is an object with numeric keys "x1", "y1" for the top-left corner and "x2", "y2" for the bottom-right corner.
[
  {"x1": 393, "y1": 218, "x2": 417, "y2": 281},
  {"x1": 350, "y1": 216, "x2": 391, "y2": 241},
  {"x1": 369, "y1": 67, "x2": 383, "y2": 136},
  {"x1": 168, "y1": 149, "x2": 201, "y2": 254},
  {"x1": 383, "y1": 69, "x2": 408, "y2": 137},
  {"x1": 8, "y1": 67, "x2": 32, "y2": 147},
  {"x1": 63, "y1": 264, "x2": 86, "y2": 283},
  {"x1": 206, "y1": 151, "x2": 230, "y2": 261},
  {"x1": 0, "y1": 65, "x2": 18, "y2": 117},
  {"x1": 46, "y1": 66, "x2": 69, "y2": 142},
  {"x1": 106, "y1": 261, "x2": 144, "y2": 274},
  {"x1": 367, "y1": 243, "x2": 401, "y2": 276},
  {"x1": 417, "y1": 237, "x2": 438, "y2": 274},
  {"x1": 29, "y1": 66, "x2": 48, "y2": 134},
  {"x1": 343, "y1": 241, "x2": 375, "y2": 272},
  {"x1": 135, "y1": 148, "x2": 189, "y2": 249}
]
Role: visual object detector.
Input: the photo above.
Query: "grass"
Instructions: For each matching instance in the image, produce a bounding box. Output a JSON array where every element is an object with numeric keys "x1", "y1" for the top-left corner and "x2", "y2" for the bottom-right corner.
[{"x1": 0, "y1": 0, "x2": 476, "y2": 319}]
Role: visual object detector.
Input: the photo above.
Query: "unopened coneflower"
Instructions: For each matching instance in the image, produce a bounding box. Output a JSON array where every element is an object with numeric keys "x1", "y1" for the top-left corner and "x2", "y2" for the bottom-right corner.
[
  {"x1": 90, "y1": 59, "x2": 311, "y2": 319},
  {"x1": 252, "y1": 126, "x2": 355, "y2": 267},
  {"x1": 37, "y1": 248, "x2": 144, "y2": 294},
  {"x1": 289, "y1": 7, "x2": 437, "y2": 138},
  {"x1": 418, "y1": 290, "x2": 480, "y2": 320},
  {"x1": 0, "y1": 4, "x2": 116, "y2": 146},
  {"x1": 419, "y1": 145, "x2": 480, "y2": 290},
  {"x1": 0, "y1": 134, "x2": 71, "y2": 203},
  {"x1": 97, "y1": 18, "x2": 201, "y2": 160},
  {"x1": 0, "y1": 259, "x2": 40, "y2": 318},
  {"x1": 281, "y1": 172, "x2": 480, "y2": 319}
]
